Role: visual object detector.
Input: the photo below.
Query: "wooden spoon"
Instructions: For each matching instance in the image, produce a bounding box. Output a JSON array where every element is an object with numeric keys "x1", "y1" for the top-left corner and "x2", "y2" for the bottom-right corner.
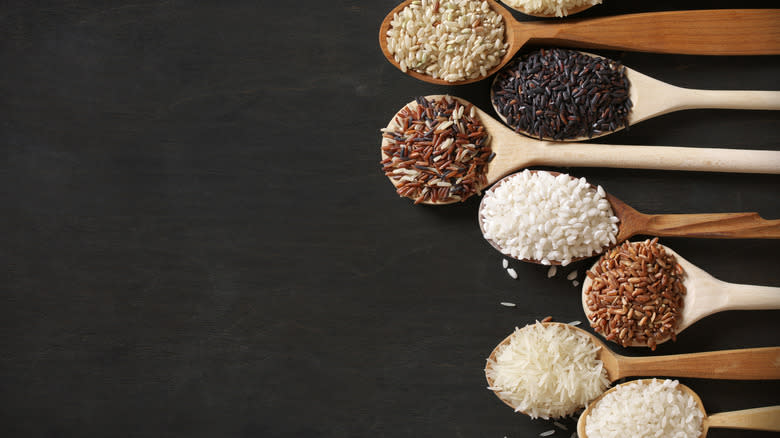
[
  {"x1": 485, "y1": 322, "x2": 780, "y2": 416},
  {"x1": 577, "y1": 379, "x2": 780, "y2": 437},
  {"x1": 477, "y1": 171, "x2": 780, "y2": 264},
  {"x1": 491, "y1": 52, "x2": 780, "y2": 141},
  {"x1": 378, "y1": 1, "x2": 780, "y2": 85},
  {"x1": 581, "y1": 244, "x2": 780, "y2": 347},
  {"x1": 381, "y1": 96, "x2": 780, "y2": 205},
  {"x1": 501, "y1": 1, "x2": 595, "y2": 18}
]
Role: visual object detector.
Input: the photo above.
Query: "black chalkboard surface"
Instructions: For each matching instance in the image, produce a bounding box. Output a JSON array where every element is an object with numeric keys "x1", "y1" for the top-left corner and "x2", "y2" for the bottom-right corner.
[{"x1": 1, "y1": 1, "x2": 778, "y2": 436}]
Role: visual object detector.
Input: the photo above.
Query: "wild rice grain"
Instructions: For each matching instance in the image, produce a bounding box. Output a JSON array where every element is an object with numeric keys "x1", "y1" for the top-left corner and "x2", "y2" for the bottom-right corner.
[
  {"x1": 492, "y1": 48, "x2": 632, "y2": 140},
  {"x1": 381, "y1": 96, "x2": 493, "y2": 203}
]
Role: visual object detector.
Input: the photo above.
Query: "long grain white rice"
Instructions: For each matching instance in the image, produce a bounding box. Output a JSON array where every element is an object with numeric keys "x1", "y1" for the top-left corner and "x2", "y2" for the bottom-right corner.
[
  {"x1": 584, "y1": 379, "x2": 704, "y2": 438},
  {"x1": 386, "y1": 0, "x2": 508, "y2": 82},
  {"x1": 485, "y1": 322, "x2": 610, "y2": 419},
  {"x1": 480, "y1": 170, "x2": 618, "y2": 266},
  {"x1": 502, "y1": 0, "x2": 601, "y2": 17}
]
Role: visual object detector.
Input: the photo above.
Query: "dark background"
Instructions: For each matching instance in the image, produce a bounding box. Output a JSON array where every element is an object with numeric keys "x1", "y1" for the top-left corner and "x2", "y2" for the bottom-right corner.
[{"x1": 1, "y1": 1, "x2": 779, "y2": 437}]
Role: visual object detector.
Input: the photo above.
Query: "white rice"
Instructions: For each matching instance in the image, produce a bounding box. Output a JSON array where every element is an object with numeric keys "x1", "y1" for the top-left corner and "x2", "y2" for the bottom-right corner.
[
  {"x1": 386, "y1": 0, "x2": 508, "y2": 82},
  {"x1": 584, "y1": 379, "x2": 704, "y2": 438},
  {"x1": 540, "y1": 430, "x2": 556, "y2": 437},
  {"x1": 566, "y1": 270, "x2": 578, "y2": 281},
  {"x1": 486, "y1": 322, "x2": 610, "y2": 419},
  {"x1": 502, "y1": 258, "x2": 509, "y2": 269},
  {"x1": 507, "y1": 267, "x2": 518, "y2": 279},
  {"x1": 501, "y1": 302, "x2": 517, "y2": 307},
  {"x1": 502, "y1": 0, "x2": 602, "y2": 17},
  {"x1": 480, "y1": 170, "x2": 618, "y2": 265},
  {"x1": 547, "y1": 266, "x2": 557, "y2": 278}
]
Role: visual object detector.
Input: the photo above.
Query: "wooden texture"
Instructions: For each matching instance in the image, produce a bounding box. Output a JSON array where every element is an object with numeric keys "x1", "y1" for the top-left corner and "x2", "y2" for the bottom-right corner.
[
  {"x1": 611, "y1": 346, "x2": 780, "y2": 380},
  {"x1": 379, "y1": 1, "x2": 780, "y2": 85},
  {"x1": 522, "y1": 9, "x2": 780, "y2": 55},
  {"x1": 706, "y1": 406, "x2": 780, "y2": 432},
  {"x1": 581, "y1": 245, "x2": 780, "y2": 347},
  {"x1": 607, "y1": 193, "x2": 780, "y2": 241}
]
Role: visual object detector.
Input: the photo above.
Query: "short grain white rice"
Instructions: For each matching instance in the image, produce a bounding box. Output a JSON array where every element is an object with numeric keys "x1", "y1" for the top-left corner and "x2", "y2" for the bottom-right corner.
[
  {"x1": 547, "y1": 266, "x2": 557, "y2": 278},
  {"x1": 502, "y1": 258, "x2": 509, "y2": 269},
  {"x1": 507, "y1": 267, "x2": 518, "y2": 279},
  {"x1": 386, "y1": 0, "x2": 508, "y2": 82},
  {"x1": 566, "y1": 270, "x2": 578, "y2": 281},
  {"x1": 502, "y1": 0, "x2": 602, "y2": 17},
  {"x1": 584, "y1": 379, "x2": 704, "y2": 438},
  {"x1": 481, "y1": 170, "x2": 618, "y2": 265}
]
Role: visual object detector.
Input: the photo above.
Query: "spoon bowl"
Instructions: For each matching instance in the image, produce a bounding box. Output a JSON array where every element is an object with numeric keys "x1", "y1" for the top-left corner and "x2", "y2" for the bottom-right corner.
[
  {"x1": 379, "y1": 2, "x2": 780, "y2": 85},
  {"x1": 485, "y1": 322, "x2": 780, "y2": 417},
  {"x1": 577, "y1": 379, "x2": 780, "y2": 437},
  {"x1": 477, "y1": 170, "x2": 780, "y2": 265},
  {"x1": 581, "y1": 244, "x2": 780, "y2": 348},
  {"x1": 503, "y1": 1, "x2": 595, "y2": 18},
  {"x1": 491, "y1": 51, "x2": 780, "y2": 141},
  {"x1": 381, "y1": 96, "x2": 780, "y2": 205}
]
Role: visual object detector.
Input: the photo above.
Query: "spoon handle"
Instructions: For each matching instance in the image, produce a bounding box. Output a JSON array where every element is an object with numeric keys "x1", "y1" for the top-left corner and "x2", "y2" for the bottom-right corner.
[
  {"x1": 528, "y1": 143, "x2": 780, "y2": 174},
  {"x1": 526, "y1": 10, "x2": 780, "y2": 55},
  {"x1": 707, "y1": 406, "x2": 780, "y2": 432},
  {"x1": 718, "y1": 283, "x2": 780, "y2": 311},
  {"x1": 673, "y1": 89, "x2": 780, "y2": 112},
  {"x1": 617, "y1": 346, "x2": 780, "y2": 380},
  {"x1": 639, "y1": 212, "x2": 780, "y2": 239}
]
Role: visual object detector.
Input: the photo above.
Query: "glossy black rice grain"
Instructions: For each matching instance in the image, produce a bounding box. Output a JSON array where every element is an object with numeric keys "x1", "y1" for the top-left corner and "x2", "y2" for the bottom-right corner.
[
  {"x1": 380, "y1": 96, "x2": 493, "y2": 204},
  {"x1": 492, "y1": 48, "x2": 632, "y2": 140}
]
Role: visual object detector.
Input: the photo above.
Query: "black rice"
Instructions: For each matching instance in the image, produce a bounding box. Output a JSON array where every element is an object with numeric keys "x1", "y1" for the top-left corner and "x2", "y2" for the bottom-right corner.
[
  {"x1": 492, "y1": 48, "x2": 632, "y2": 141},
  {"x1": 380, "y1": 96, "x2": 493, "y2": 204}
]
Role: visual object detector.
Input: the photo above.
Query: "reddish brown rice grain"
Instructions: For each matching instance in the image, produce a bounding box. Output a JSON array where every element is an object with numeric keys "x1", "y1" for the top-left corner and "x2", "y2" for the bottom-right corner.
[
  {"x1": 585, "y1": 238, "x2": 686, "y2": 350},
  {"x1": 380, "y1": 96, "x2": 493, "y2": 203}
]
